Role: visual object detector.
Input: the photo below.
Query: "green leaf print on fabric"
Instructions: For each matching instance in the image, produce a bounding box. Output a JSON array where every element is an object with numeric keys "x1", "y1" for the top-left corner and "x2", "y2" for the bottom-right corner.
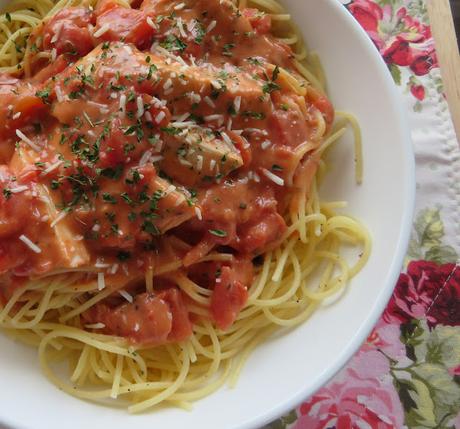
[
  {"x1": 415, "y1": 324, "x2": 460, "y2": 370},
  {"x1": 413, "y1": 363, "x2": 460, "y2": 426},
  {"x1": 407, "y1": 208, "x2": 458, "y2": 264},
  {"x1": 389, "y1": 63, "x2": 402, "y2": 85},
  {"x1": 425, "y1": 246, "x2": 459, "y2": 265},
  {"x1": 398, "y1": 377, "x2": 436, "y2": 428},
  {"x1": 265, "y1": 409, "x2": 297, "y2": 429}
]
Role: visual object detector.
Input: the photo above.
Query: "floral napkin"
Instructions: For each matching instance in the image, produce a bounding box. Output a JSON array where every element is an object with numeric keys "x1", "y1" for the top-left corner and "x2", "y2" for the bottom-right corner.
[{"x1": 267, "y1": 1, "x2": 460, "y2": 428}]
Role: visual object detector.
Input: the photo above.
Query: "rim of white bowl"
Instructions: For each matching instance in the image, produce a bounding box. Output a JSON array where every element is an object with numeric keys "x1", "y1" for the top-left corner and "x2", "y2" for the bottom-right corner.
[{"x1": 235, "y1": 1, "x2": 415, "y2": 428}]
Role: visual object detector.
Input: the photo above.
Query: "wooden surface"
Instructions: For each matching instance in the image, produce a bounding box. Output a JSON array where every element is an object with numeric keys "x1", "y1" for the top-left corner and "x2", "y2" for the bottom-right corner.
[{"x1": 428, "y1": 0, "x2": 460, "y2": 140}]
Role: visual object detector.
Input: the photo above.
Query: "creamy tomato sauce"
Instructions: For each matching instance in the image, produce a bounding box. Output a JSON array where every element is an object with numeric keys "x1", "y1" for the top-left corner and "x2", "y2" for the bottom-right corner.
[{"x1": 0, "y1": 0, "x2": 333, "y2": 343}]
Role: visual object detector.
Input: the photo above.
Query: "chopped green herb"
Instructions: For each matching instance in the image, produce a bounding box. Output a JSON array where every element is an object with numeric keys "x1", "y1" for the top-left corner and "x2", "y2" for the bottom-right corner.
[
  {"x1": 160, "y1": 35, "x2": 187, "y2": 52},
  {"x1": 160, "y1": 126, "x2": 181, "y2": 135},
  {"x1": 117, "y1": 250, "x2": 131, "y2": 261},
  {"x1": 142, "y1": 220, "x2": 160, "y2": 235},
  {"x1": 121, "y1": 192, "x2": 134, "y2": 206},
  {"x1": 102, "y1": 193, "x2": 117, "y2": 204},
  {"x1": 2, "y1": 188, "x2": 11, "y2": 199},
  {"x1": 35, "y1": 88, "x2": 51, "y2": 103},
  {"x1": 209, "y1": 229, "x2": 227, "y2": 238},
  {"x1": 242, "y1": 111, "x2": 266, "y2": 120}
]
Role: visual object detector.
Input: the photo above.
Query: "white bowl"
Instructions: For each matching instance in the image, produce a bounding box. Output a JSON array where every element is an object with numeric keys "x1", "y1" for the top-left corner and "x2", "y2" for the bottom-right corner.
[{"x1": 0, "y1": 0, "x2": 414, "y2": 428}]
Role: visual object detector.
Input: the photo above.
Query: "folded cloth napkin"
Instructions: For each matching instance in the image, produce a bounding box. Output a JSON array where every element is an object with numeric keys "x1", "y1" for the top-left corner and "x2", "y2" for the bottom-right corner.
[{"x1": 267, "y1": 1, "x2": 460, "y2": 428}]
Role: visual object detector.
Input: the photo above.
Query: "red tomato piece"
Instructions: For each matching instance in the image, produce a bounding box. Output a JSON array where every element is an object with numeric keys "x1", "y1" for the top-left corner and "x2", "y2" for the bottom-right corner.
[
  {"x1": 243, "y1": 8, "x2": 272, "y2": 34},
  {"x1": 159, "y1": 288, "x2": 193, "y2": 341},
  {"x1": 95, "y1": 0, "x2": 119, "y2": 15},
  {"x1": 237, "y1": 211, "x2": 286, "y2": 254},
  {"x1": 42, "y1": 7, "x2": 95, "y2": 57},
  {"x1": 31, "y1": 56, "x2": 69, "y2": 84},
  {"x1": 97, "y1": 118, "x2": 131, "y2": 168},
  {"x1": 306, "y1": 87, "x2": 335, "y2": 129},
  {"x1": 0, "y1": 167, "x2": 31, "y2": 238},
  {"x1": 95, "y1": 6, "x2": 156, "y2": 50},
  {"x1": 210, "y1": 266, "x2": 248, "y2": 330},
  {"x1": 91, "y1": 293, "x2": 173, "y2": 344},
  {"x1": 83, "y1": 288, "x2": 192, "y2": 344},
  {"x1": 228, "y1": 131, "x2": 252, "y2": 166}
]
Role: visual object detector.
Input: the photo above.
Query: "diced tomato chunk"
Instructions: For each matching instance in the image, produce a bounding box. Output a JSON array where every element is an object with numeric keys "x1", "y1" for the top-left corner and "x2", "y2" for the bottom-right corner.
[
  {"x1": 306, "y1": 87, "x2": 335, "y2": 128},
  {"x1": 0, "y1": 80, "x2": 46, "y2": 139},
  {"x1": 229, "y1": 131, "x2": 252, "y2": 166},
  {"x1": 83, "y1": 288, "x2": 192, "y2": 344},
  {"x1": 269, "y1": 108, "x2": 311, "y2": 149},
  {"x1": 91, "y1": 293, "x2": 172, "y2": 343},
  {"x1": 211, "y1": 266, "x2": 248, "y2": 330},
  {"x1": 42, "y1": 7, "x2": 95, "y2": 57},
  {"x1": 243, "y1": 8, "x2": 271, "y2": 34},
  {"x1": 237, "y1": 211, "x2": 286, "y2": 254},
  {"x1": 0, "y1": 167, "x2": 31, "y2": 238},
  {"x1": 0, "y1": 242, "x2": 28, "y2": 275},
  {"x1": 31, "y1": 56, "x2": 69, "y2": 84},
  {"x1": 95, "y1": 0, "x2": 119, "y2": 15},
  {"x1": 159, "y1": 288, "x2": 193, "y2": 341},
  {"x1": 95, "y1": 6, "x2": 156, "y2": 50},
  {"x1": 97, "y1": 118, "x2": 130, "y2": 168}
]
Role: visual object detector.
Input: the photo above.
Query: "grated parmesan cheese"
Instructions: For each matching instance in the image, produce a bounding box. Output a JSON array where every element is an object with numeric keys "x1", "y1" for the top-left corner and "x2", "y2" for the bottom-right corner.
[
  {"x1": 234, "y1": 96, "x2": 241, "y2": 113},
  {"x1": 19, "y1": 234, "x2": 41, "y2": 254},
  {"x1": 97, "y1": 272, "x2": 106, "y2": 290},
  {"x1": 196, "y1": 155, "x2": 203, "y2": 171},
  {"x1": 119, "y1": 290, "x2": 133, "y2": 303},
  {"x1": 41, "y1": 160, "x2": 63, "y2": 175},
  {"x1": 119, "y1": 93, "x2": 127, "y2": 114},
  {"x1": 136, "y1": 96, "x2": 144, "y2": 119},
  {"x1": 94, "y1": 23, "x2": 110, "y2": 38},
  {"x1": 204, "y1": 96, "x2": 215, "y2": 108},
  {"x1": 16, "y1": 129, "x2": 41, "y2": 152},
  {"x1": 10, "y1": 185, "x2": 28, "y2": 194},
  {"x1": 155, "y1": 111, "x2": 166, "y2": 124},
  {"x1": 262, "y1": 168, "x2": 284, "y2": 186},
  {"x1": 50, "y1": 210, "x2": 68, "y2": 228},
  {"x1": 85, "y1": 323, "x2": 106, "y2": 329},
  {"x1": 206, "y1": 20, "x2": 217, "y2": 33}
]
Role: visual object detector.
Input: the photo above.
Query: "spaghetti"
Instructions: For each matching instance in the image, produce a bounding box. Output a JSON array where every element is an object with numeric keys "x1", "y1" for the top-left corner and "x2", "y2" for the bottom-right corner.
[{"x1": 0, "y1": 0, "x2": 370, "y2": 413}]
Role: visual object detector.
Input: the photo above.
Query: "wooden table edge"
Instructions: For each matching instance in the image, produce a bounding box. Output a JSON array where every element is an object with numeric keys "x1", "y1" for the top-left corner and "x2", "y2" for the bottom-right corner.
[{"x1": 427, "y1": 0, "x2": 460, "y2": 142}]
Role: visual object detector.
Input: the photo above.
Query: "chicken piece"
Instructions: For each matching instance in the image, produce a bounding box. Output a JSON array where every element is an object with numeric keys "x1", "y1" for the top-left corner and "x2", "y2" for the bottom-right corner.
[
  {"x1": 43, "y1": 43, "x2": 265, "y2": 117},
  {"x1": 150, "y1": 175, "x2": 196, "y2": 233},
  {"x1": 160, "y1": 128, "x2": 243, "y2": 186},
  {"x1": 8, "y1": 149, "x2": 90, "y2": 270}
]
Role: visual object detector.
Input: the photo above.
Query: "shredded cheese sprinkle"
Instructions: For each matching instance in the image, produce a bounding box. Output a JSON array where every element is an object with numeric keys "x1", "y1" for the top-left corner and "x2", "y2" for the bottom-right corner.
[
  {"x1": 204, "y1": 96, "x2": 215, "y2": 108},
  {"x1": 85, "y1": 323, "x2": 105, "y2": 329},
  {"x1": 50, "y1": 210, "x2": 68, "y2": 228},
  {"x1": 97, "y1": 272, "x2": 106, "y2": 290},
  {"x1": 155, "y1": 111, "x2": 166, "y2": 124},
  {"x1": 119, "y1": 290, "x2": 133, "y2": 303},
  {"x1": 136, "y1": 96, "x2": 144, "y2": 119},
  {"x1": 15, "y1": 129, "x2": 41, "y2": 152},
  {"x1": 119, "y1": 94, "x2": 127, "y2": 114},
  {"x1": 94, "y1": 23, "x2": 110, "y2": 38},
  {"x1": 262, "y1": 168, "x2": 285, "y2": 186},
  {"x1": 234, "y1": 96, "x2": 241, "y2": 113},
  {"x1": 206, "y1": 20, "x2": 217, "y2": 33},
  {"x1": 19, "y1": 234, "x2": 41, "y2": 253},
  {"x1": 10, "y1": 185, "x2": 28, "y2": 193}
]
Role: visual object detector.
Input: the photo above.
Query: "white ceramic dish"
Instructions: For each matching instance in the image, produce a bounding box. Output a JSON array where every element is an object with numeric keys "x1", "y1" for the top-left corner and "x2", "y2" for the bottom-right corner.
[{"x1": 0, "y1": 0, "x2": 415, "y2": 428}]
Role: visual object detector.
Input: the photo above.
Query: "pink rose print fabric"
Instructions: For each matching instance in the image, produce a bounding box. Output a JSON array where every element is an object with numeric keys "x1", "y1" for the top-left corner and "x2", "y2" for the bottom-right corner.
[{"x1": 266, "y1": 1, "x2": 460, "y2": 428}]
